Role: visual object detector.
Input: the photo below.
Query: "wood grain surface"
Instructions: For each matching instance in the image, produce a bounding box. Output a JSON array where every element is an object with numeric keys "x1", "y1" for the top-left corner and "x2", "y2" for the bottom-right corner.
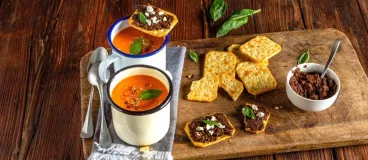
[
  {"x1": 1, "y1": 0, "x2": 368, "y2": 159},
  {"x1": 80, "y1": 29, "x2": 368, "y2": 159}
]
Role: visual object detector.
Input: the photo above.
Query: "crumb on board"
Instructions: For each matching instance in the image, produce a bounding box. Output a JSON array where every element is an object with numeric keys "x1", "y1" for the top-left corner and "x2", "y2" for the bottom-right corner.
[
  {"x1": 186, "y1": 74, "x2": 193, "y2": 78},
  {"x1": 139, "y1": 146, "x2": 152, "y2": 153}
]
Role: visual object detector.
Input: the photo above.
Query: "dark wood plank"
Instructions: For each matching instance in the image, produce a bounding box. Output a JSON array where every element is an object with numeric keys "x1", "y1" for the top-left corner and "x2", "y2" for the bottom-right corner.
[
  {"x1": 17, "y1": 0, "x2": 102, "y2": 159},
  {"x1": 275, "y1": 149, "x2": 333, "y2": 160},
  {"x1": 357, "y1": 0, "x2": 368, "y2": 31},
  {"x1": 0, "y1": 0, "x2": 37, "y2": 159},
  {"x1": 335, "y1": 145, "x2": 368, "y2": 160},
  {"x1": 227, "y1": 155, "x2": 273, "y2": 160},
  {"x1": 251, "y1": 0, "x2": 305, "y2": 32},
  {"x1": 300, "y1": 0, "x2": 368, "y2": 75}
]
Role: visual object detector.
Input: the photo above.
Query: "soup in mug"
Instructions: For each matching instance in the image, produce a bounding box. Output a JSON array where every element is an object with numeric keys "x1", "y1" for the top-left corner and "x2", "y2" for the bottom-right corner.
[
  {"x1": 111, "y1": 75, "x2": 168, "y2": 112},
  {"x1": 112, "y1": 27, "x2": 165, "y2": 55}
]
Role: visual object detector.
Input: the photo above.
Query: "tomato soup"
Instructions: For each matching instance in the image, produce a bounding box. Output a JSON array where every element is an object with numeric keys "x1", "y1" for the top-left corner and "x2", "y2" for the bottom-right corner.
[
  {"x1": 112, "y1": 27, "x2": 165, "y2": 54},
  {"x1": 111, "y1": 75, "x2": 168, "y2": 112}
]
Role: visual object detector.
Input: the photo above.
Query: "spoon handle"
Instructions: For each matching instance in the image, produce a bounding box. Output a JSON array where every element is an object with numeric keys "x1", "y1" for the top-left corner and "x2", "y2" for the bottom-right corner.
[
  {"x1": 80, "y1": 86, "x2": 94, "y2": 138},
  {"x1": 321, "y1": 40, "x2": 340, "y2": 79},
  {"x1": 98, "y1": 83, "x2": 112, "y2": 148}
]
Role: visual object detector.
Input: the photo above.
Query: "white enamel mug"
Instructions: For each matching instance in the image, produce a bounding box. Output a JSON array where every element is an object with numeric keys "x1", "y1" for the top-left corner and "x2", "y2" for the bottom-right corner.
[
  {"x1": 106, "y1": 65, "x2": 172, "y2": 146},
  {"x1": 99, "y1": 16, "x2": 169, "y2": 83}
]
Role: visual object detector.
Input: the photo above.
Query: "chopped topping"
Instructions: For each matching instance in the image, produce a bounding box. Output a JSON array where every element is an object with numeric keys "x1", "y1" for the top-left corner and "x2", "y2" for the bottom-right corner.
[
  {"x1": 146, "y1": 5, "x2": 154, "y2": 13},
  {"x1": 211, "y1": 116, "x2": 217, "y2": 121},
  {"x1": 158, "y1": 11, "x2": 164, "y2": 15},
  {"x1": 251, "y1": 104, "x2": 258, "y2": 111},
  {"x1": 146, "y1": 19, "x2": 152, "y2": 26},
  {"x1": 150, "y1": 11, "x2": 156, "y2": 15},
  {"x1": 151, "y1": 16, "x2": 158, "y2": 24},
  {"x1": 208, "y1": 130, "x2": 214, "y2": 135},
  {"x1": 218, "y1": 123, "x2": 225, "y2": 129},
  {"x1": 196, "y1": 126, "x2": 204, "y2": 131},
  {"x1": 163, "y1": 17, "x2": 167, "y2": 22},
  {"x1": 206, "y1": 124, "x2": 214, "y2": 130},
  {"x1": 275, "y1": 106, "x2": 279, "y2": 110},
  {"x1": 256, "y1": 112, "x2": 265, "y2": 118},
  {"x1": 144, "y1": 12, "x2": 149, "y2": 17}
]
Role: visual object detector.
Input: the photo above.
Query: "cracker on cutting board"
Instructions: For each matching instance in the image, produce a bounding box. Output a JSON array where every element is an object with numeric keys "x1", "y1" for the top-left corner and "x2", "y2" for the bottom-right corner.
[
  {"x1": 236, "y1": 61, "x2": 276, "y2": 95},
  {"x1": 239, "y1": 36, "x2": 281, "y2": 62},
  {"x1": 218, "y1": 73, "x2": 244, "y2": 101},
  {"x1": 187, "y1": 73, "x2": 219, "y2": 102},
  {"x1": 228, "y1": 44, "x2": 269, "y2": 65},
  {"x1": 184, "y1": 113, "x2": 235, "y2": 148},
  {"x1": 204, "y1": 51, "x2": 237, "y2": 78},
  {"x1": 128, "y1": 4, "x2": 178, "y2": 37},
  {"x1": 242, "y1": 103, "x2": 270, "y2": 134}
]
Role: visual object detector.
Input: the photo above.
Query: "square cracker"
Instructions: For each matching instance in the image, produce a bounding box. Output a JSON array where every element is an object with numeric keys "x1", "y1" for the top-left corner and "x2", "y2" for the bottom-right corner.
[
  {"x1": 204, "y1": 51, "x2": 237, "y2": 78},
  {"x1": 228, "y1": 44, "x2": 269, "y2": 65},
  {"x1": 218, "y1": 73, "x2": 244, "y2": 101},
  {"x1": 239, "y1": 36, "x2": 281, "y2": 62},
  {"x1": 187, "y1": 73, "x2": 219, "y2": 102},
  {"x1": 236, "y1": 62, "x2": 276, "y2": 95},
  {"x1": 128, "y1": 5, "x2": 178, "y2": 37}
]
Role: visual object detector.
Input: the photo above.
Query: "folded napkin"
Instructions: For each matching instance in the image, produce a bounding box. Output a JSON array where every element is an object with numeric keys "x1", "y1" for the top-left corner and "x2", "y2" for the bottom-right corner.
[{"x1": 88, "y1": 47, "x2": 186, "y2": 160}]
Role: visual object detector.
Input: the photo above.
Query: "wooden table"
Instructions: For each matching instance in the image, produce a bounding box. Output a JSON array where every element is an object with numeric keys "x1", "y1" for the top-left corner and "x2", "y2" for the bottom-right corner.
[{"x1": 1, "y1": 0, "x2": 367, "y2": 159}]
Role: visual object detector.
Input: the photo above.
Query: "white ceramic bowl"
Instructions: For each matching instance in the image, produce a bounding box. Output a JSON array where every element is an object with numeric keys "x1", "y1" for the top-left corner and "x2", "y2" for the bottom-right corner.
[{"x1": 286, "y1": 63, "x2": 340, "y2": 112}]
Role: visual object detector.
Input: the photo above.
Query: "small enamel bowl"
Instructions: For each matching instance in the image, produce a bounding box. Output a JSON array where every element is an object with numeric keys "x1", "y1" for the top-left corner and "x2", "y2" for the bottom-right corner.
[{"x1": 286, "y1": 63, "x2": 341, "y2": 112}]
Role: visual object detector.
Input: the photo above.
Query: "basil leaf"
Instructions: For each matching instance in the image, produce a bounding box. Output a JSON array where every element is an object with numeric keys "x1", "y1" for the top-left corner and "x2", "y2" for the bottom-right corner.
[
  {"x1": 210, "y1": 0, "x2": 226, "y2": 21},
  {"x1": 130, "y1": 38, "x2": 143, "y2": 55},
  {"x1": 216, "y1": 9, "x2": 261, "y2": 37},
  {"x1": 298, "y1": 48, "x2": 310, "y2": 64},
  {"x1": 188, "y1": 50, "x2": 199, "y2": 63},
  {"x1": 140, "y1": 89, "x2": 162, "y2": 100},
  {"x1": 202, "y1": 119, "x2": 220, "y2": 126},
  {"x1": 242, "y1": 106, "x2": 255, "y2": 119},
  {"x1": 138, "y1": 12, "x2": 147, "y2": 24}
]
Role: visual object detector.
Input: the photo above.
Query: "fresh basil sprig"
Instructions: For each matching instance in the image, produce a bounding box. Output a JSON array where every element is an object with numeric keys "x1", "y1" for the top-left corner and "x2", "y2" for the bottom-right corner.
[
  {"x1": 298, "y1": 48, "x2": 310, "y2": 64},
  {"x1": 210, "y1": 0, "x2": 226, "y2": 21},
  {"x1": 202, "y1": 119, "x2": 220, "y2": 126},
  {"x1": 130, "y1": 38, "x2": 143, "y2": 55},
  {"x1": 216, "y1": 9, "x2": 261, "y2": 37},
  {"x1": 242, "y1": 106, "x2": 255, "y2": 119},
  {"x1": 140, "y1": 89, "x2": 162, "y2": 100},
  {"x1": 188, "y1": 50, "x2": 199, "y2": 63},
  {"x1": 138, "y1": 12, "x2": 147, "y2": 24}
]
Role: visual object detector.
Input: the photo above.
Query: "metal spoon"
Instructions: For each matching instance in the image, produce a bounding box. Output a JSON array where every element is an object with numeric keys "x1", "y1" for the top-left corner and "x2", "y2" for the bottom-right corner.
[
  {"x1": 87, "y1": 47, "x2": 112, "y2": 148},
  {"x1": 80, "y1": 47, "x2": 108, "y2": 139},
  {"x1": 321, "y1": 40, "x2": 340, "y2": 79}
]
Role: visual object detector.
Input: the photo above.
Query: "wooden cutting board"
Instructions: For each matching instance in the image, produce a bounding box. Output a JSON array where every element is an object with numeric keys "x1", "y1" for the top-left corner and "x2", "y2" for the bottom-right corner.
[{"x1": 80, "y1": 28, "x2": 368, "y2": 159}]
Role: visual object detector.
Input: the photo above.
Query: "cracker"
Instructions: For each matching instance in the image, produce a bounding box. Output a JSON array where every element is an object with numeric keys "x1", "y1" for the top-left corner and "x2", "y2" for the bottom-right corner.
[
  {"x1": 187, "y1": 73, "x2": 219, "y2": 102},
  {"x1": 204, "y1": 51, "x2": 237, "y2": 78},
  {"x1": 139, "y1": 146, "x2": 151, "y2": 153},
  {"x1": 236, "y1": 62, "x2": 276, "y2": 95},
  {"x1": 218, "y1": 73, "x2": 244, "y2": 101},
  {"x1": 184, "y1": 113, "x2": 235, "y2": 148},
  {"x1": 239, "y1": 36, "x2": 281, "y2": 62},
  {"x1": 128, "y1": 5, "x2": 178, "y2": 37},
  {"x1": 228, "y1": 44, "x2": 269, "y2": 65},
  {"x1": 243, "y1": 103, "x2": 271, "y2": 134}
]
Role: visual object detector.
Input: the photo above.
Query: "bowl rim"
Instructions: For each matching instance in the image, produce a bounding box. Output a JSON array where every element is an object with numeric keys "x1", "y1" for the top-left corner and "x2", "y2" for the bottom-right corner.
[{"x1": 286, "y1": 63, "x2": 341, "y2": 102}]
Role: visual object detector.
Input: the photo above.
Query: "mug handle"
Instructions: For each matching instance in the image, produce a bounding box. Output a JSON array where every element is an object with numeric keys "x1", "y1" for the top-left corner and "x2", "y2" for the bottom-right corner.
[{"x1": 99, "y1": 54, "x2": 120, "y2": 83}]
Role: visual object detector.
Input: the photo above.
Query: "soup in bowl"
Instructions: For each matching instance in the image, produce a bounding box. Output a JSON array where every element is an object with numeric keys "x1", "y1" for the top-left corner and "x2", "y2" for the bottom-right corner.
[{"x1": 106, "y1": 65, "x2": 172, "y2": 146}]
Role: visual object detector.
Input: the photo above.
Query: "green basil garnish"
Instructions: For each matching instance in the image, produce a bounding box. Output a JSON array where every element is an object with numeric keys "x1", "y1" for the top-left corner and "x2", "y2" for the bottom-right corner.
[
  {"x1": 202, "y1": 119, "x2": 220, "y2": 126},
  {"x1": 298, "y1": 48, "x2": 310, "y2": 64},
  {"x1": 138, "y1": 12, "x2": 147, "y2": 24},
  {"x1": 210, "y1": 0, "x2": 226, "y2": 21},
  {"x1": 242, "y1": 106, "x2": 255, "y2": 119},
  {"x1": 140, "y1": 89, "x2": 162, "y2": 100},
  {"x1": 188, "y1": 50, "x2": 199, "y2": 63},
  {"x1": 130, "y1": 38, "x2": 143, "y2": 55},
  {"x1": 216, "y1": 9, "x2": 261, "y2": 37}
]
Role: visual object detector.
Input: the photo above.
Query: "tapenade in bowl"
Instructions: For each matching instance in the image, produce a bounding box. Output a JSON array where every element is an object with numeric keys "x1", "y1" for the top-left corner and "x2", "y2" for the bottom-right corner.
[{"x1": 286, "y1": 63, "x2": 340, "y2": 112}]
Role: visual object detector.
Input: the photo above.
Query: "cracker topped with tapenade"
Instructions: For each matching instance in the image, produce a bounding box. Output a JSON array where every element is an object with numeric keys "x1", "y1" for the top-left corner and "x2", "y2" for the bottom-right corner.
[
  {"x1": 242, "y1": 103, "x2": 270, "y2": 134},
  {"x1": 128, "y1": 4, "x2": 178, "y2": 37},
  {"x1": 184, "y1": 113, "x2": 235, "y2": 148}
]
